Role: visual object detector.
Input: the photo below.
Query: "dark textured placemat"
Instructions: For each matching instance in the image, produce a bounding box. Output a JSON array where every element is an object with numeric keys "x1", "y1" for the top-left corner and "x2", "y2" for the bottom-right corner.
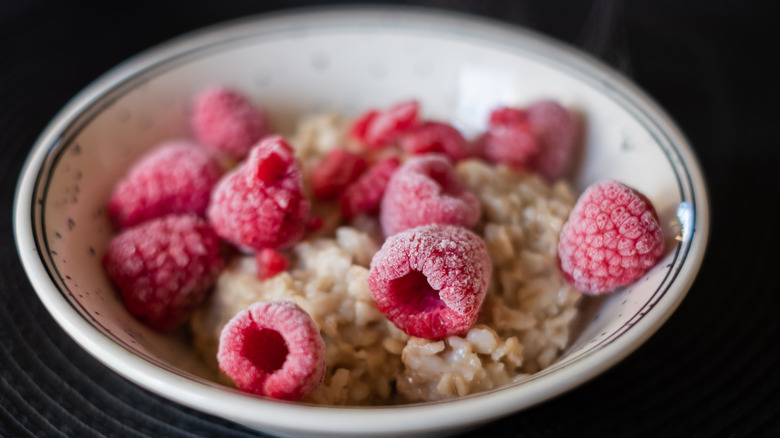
[{"x1": 2, "y1": 1, "x2": 778, "y2": 437}]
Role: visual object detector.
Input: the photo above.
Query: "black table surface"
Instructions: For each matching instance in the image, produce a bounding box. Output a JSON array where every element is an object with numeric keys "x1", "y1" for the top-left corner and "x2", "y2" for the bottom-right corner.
[{"x1": 2, "y1": 1, "x2": 778, "y2": 436}]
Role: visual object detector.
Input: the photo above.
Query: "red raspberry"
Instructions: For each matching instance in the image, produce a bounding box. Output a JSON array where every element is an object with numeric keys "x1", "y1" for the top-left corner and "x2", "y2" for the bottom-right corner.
[
  {"x1": 489, "y1": 107, "x2": 527, "y2": 126},
  {"x1": 107, "y1": 141, "x2": 223, "y2": 229},
  {"x1": 207, "y1": 136, "x2": 310, "y2": 252},
  {"x1": 255, "y1": 248, "x2": 289, "y2": 280},
  {"x1": 191, "y1": 86, "x2": 270, "y2": 160},
  {"x1": 558, "y1": 180, "x2": 665, "y2": 295},
  {"x1": 310, "y1": 148, "x2": 368, "y2": 200},
  {"x1": 354, "y1": 100, "x2": 420, "y2": 149},
  {"x1": 482, "y1": 107, "x2": 539, "y2": 169},
  {"x1": 398, "y1": 121, "x2": 474, "y2": 162},
  {"x1": 526, "y1": 100, "x2": 578, "y2": 182},
  {"x1": 348, "y1": 109, "x2": 378, "y2": 141},
  {"x1": 379, "y1": 154, "x2": 481, "y2": 236},
  {"x1": 367, "y1": 224, "x2": 492, "y2": 339},
  {"x1": 217, "y1": 301, "x2": 326, "y2": 401},
  {"x1": 339, "y1": 156, "x2": 401, "y2": 219},
  {"x1": 103, "y1": 214, "x2": 224, "y2": 331}
]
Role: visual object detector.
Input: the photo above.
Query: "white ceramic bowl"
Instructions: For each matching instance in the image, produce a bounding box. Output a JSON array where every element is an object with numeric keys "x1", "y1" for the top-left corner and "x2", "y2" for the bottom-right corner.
[{"x1": 14, "y1": 6, "x2": 709, "y2": 438}]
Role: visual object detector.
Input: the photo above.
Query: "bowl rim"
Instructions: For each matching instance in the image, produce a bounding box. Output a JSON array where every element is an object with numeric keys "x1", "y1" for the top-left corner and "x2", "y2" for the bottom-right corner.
[{"x1": 13, "y1": 5, "x2": 710, "y2": 437}]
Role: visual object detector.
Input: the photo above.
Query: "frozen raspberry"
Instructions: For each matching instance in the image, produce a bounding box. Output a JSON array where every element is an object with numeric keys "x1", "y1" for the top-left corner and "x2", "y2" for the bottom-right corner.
[
  {"x1": 310, "y1": 148, "x2": 368, "y2": 200},
  {"x1": 379, "y1": 154, "x2": 481, "y2": 236},
  {"x1": 482, "y1": 106, "x2": 539, "y2": 169},
  {"x1": 339, "y1": 156, "x2": 401, "y2": 219},
  {"x1": 353, "y1": 100, "x2": 420, "y2": 149},
  {"x1": 558, "y1": 180, "x2": 665, "y2": 295},
  {"x1": 191, "y1": 86, "x2": 270, "y2": 160},
  {"x1": 218, "y1": 301, "x2": 326, "y2": 401},
  {"x1": 398, "y1": 121, "x2": 474, "y2": 161},
  {"x1": 367, "y1": 224, "x2": 491, "y2": 339},
  {"x1": 107, "y1": 141, "x2": 224, "y2": 229},
  {"x1": 208, "y1": 136, "x2": 310, "y2": 252},
  {"x1": 256, "y1": 248, "x2": 289, "y2": 280},
  {"x1": 103, "y1": 214, "x2": 224, "y2": 331},
  {"x1": 489, "y1": 107, "x2": 527, "y2": 126},
  {"x1": 526, "y1": 100, "x2": 578, "y2": 182}
]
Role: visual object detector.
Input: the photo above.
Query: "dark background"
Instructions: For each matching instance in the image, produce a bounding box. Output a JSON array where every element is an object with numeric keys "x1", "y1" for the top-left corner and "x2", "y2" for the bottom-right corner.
[{"x1": 1, "y1": 0, "x2": 778, "y2": 436}]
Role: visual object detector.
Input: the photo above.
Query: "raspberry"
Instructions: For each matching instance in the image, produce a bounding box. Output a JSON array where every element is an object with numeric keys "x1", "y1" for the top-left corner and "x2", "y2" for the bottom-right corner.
[
  {"x1": 217, "y1": 301, "x2": 326, "y2": 401},
  {"x1": 191, "y1": 86, "x2": 270, "y2": 160},
  {"x1": 526, "y1": 100, "x2": 578, "y2": 182},
  {"x1": 379, "y1": 154, "x2": 481, "y2": 236},
  {"x1": 557, "y1": 180, "x2": 665, "y2": 295},
  {"x1": 367, "y1": 224, "x2": 492, "y2": 339},
  {"x1": 310, "y1": 148, "x2": 368, "y2": 200},
  {"x1": 103, "y1": 214, "x2": 224, "y2": 331},
  {"x1": 255, "y1": 248, "x2": 289, "y2": 280},
  {"x1": 339, "y1": 156, "x2": 401, "y2": 219},
  {"x1": 354, "y1": 100, "x2": 420, "y2": 149},
  {"x1": 107, "y1": 141, "x2": 223, "y2": 229},
  {"x1": 482, "y1": 108, "x2": 539, "y2": 169},
  {"x1": 398, "y1": 121, "x2": 474, "y2": 161},
  {"x1": 207, "y1": 136, "x2": 310, "y2": 252},
  {"x1": 489, "y1": 107, "x2": 527, "y2": 126}
]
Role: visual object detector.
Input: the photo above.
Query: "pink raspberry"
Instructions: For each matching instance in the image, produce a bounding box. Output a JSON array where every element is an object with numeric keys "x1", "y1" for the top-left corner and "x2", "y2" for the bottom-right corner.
[
  {"x1": 207, "y1": 136, "x2": 310, "y2": 252},
  {"x1": 103, "y1": 214, "x2": 224, "y2": 331},
  {"x1": 107, "y1": 141, "x2": 224, "y2": 229},
  {"x1": 310, "y1": 148, "x2": 368, "y2": 200},
  {"x1": 353, "y1": 100, "x2": 420, "y2": 149},
  {"x1": 482, "y1": 107, "x2": 539, "y2": 169},
  {"x1": 191, "y1": 86, "x2": 271, "y2": 160},
  {"x1": 217, "y1": 301, "x2": 326, "y2": 401},
  {"x1": 398, "y1": 121, "x2": 474, "y2": 161},
  {"x1": 255, "y1": 248, "x2": 289, "y2": 280},
  {"x1": 367, "y1": 224, "x2": 492, "y2": 339},
  {"x1": 339, "y1": 156, "x2": 401, "y2": 219},
  {"x1": 379, "y1": 154, "x2": 481, "y2": 236},
  {"x1": 558, "y1": 180, "x2": 665, "y2": 295},
  {"x1": 526, "y1": 100, "x2": 578, "y2": 182}
]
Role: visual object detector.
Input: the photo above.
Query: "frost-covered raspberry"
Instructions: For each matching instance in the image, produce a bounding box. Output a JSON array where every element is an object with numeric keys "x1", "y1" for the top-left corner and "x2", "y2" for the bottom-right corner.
[
  {"x1": 191, "y1": 86, "x2": 270, "y2": 160},
  {"x1": 379, "y1": 154, "x2": 481, "y2": 236},
  {"x1": 526, "y1": 100, "x2": 578, "y2": 182},
  {"x1": 558, "y1": 180, "x2": 665, "y2": 294},
  {"x1": 103, "y1": 214, "x2": 224, "y2": 331},
  {"x1": 398, "y1": 121, "x2": 474, "y2": 162},
  {"x1": 482, "y1": 107, "x2": 538, "y2": 169},
  {"x1": 339, "y1": 156, "x2": 401, "y2": 219},
  {"x1": 351, "y1": 100, "x2": 419, "y2": 149},
  {"x1": 207, "y1": 136, "x2": 310, "y2": 252},
  {"x1": 107, "y1": 141, "x2": 223, "y2": 229},
  {"x1": 367, "y1": 224, "x2": 491, "y2": 339},
  {"x1": 255, "y1": 248, "x2": 289, "y2": 280},
  {"x1": 217, "y1": 301, "x2": 326, "y2": 401},
  {"x1": 310, "y1": 148, "x2": 368, "y2": 200}
]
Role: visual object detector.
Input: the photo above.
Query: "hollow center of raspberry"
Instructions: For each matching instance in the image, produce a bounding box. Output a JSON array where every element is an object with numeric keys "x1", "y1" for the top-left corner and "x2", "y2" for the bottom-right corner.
[
  {"x1": 252, "y1": 151, "x2": 288, "y2": 184},
  {"x1": 241, "y1": 326, "x2": 289, "y2": 374},
  {"x1": 390, "y1": 270, "x2": 446, "y2": 314}
]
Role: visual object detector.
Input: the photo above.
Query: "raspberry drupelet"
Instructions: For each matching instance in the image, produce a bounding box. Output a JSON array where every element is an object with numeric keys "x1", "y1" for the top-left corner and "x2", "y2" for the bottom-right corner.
[
  {"x1": 103, "y1": 214, "x2": 224, "y2": 331},
  {"x1": 379, "y1": 154, "x2": 481, "y2": 236},
  {"x1": 217, "y1": 301, "x2": 326, "y2": 401},
  {"x1": 398, "y1": 121, "x2": 475, "y2": 162},
  {"x1": 557, "y1": 180, "x2": 665, "y2": 294},
  {"x1": 107, "y1": 141, "x2": 224, "y2": 229},
  {"x1": 207, "y1": 136, "x2": 310, "y2": 252},
  {"x1": 367, "y1": 224, "x2": 492, "y2": 339},
  {"x1": 191, "y1": 86, "x2": 271, "y2": 160}
]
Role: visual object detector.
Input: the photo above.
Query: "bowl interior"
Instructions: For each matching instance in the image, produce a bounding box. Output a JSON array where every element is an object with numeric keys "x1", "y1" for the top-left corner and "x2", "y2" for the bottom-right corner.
[{"x1": 18, "y1": 7, "x2": 706, "y2": 437}]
